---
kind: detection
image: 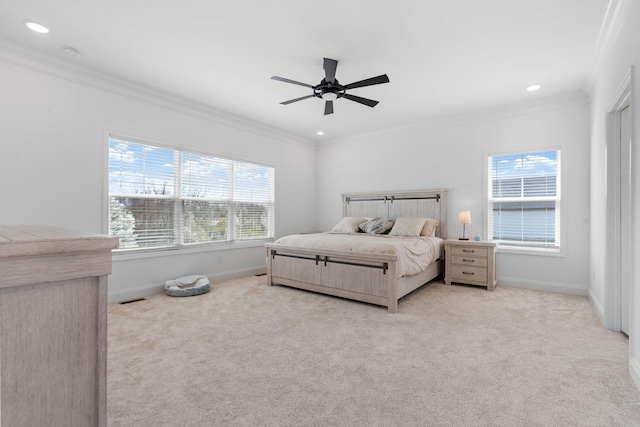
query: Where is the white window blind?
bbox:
[181,152,232,244]
[234,161,275,240]
[487,150,560,250]
[108,137,275,251]
[109,140,177,248]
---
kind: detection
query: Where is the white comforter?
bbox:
[273,233,443,278]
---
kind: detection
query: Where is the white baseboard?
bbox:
[497,276,588,296]
[108,265,267,303]
[588,288,606,326]
[630,356,640,392]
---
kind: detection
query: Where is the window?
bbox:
[108,136,274,251]
[487,149,560,251]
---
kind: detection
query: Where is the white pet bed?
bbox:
[165,275,210,297]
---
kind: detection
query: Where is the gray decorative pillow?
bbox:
[359,217,395,234]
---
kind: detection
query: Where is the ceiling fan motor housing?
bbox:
[315,79,344,100]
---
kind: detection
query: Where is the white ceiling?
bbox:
[0,0,611,142]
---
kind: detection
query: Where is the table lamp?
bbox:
[458,210,471,240]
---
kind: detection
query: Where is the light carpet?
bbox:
[107,276,640,426]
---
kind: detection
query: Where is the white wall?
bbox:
[316,92,591,295]
[0,53,317,302]
[588,0,640,389]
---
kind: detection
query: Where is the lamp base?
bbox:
[458,238,469,240]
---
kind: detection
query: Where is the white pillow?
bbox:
[421,219,440,237]
[331,217,367,233]
[389,217,428,237]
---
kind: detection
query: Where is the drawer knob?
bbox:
[463,259,475,262]
[462,271,475,275]
[462,249,475,253]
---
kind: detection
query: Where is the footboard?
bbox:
[265,244,400,312]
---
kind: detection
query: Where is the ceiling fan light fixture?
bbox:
[322,91,338,101]
[24,20,50,34]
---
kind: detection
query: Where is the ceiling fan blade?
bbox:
[271,76,314,88]
[323,58,338,84]
[280,94,314,105]
[343,93,379,108]
[344,74,390,90]
[324,100,334,115]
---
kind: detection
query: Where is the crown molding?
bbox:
[582,0,630,96]
[606,65,632,112]
[0,39,315,149]
[317,91,589,150]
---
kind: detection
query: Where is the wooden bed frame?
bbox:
[265,189,447,312]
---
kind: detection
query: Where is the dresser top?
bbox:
[444,238,497,247]
[0,225,119,258]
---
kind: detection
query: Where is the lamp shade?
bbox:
[458,210,471,224]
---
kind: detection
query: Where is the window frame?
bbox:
[484,147,565,257]
[105,132,275,256]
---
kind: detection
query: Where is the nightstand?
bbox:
[444,239,497,290]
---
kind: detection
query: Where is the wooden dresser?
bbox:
[0,225,118,427]
[444,239,497,290]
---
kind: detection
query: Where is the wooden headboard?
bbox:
[342,189,448,239]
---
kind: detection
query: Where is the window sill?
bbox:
[112,239,274,262]
[496,245,565,258]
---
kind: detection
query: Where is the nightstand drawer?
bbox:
[450,265,488,282]
[451,246,488,257]
[451,255,488,267]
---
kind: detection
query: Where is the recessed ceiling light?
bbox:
[526,84,541,92]
[24,20,50,34]
[316,131,325,136]
[62,46,81,56]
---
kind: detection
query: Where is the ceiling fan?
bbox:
[271,58,390,115]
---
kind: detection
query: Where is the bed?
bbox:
[265,189,447,312]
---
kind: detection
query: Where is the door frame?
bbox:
[604,67,632,331]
